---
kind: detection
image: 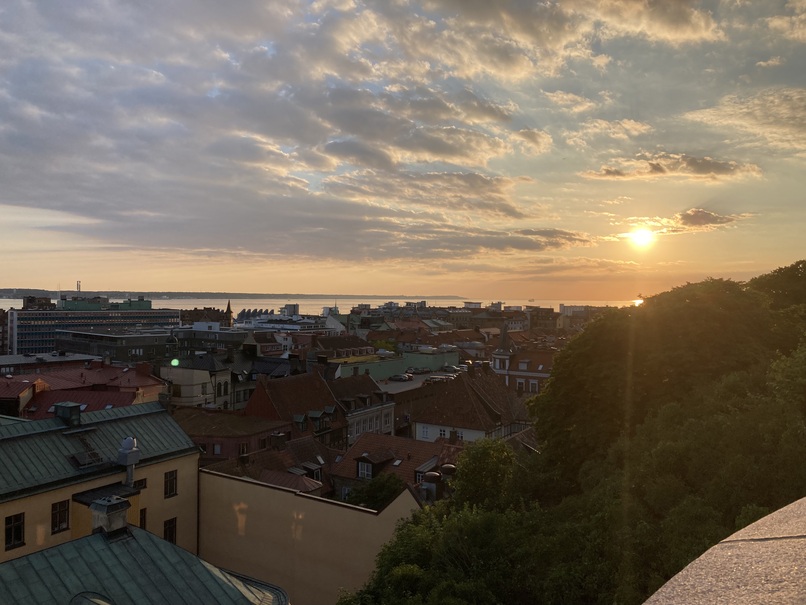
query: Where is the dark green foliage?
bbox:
[341,262,806,605]
[345,473,407,510]
[747,259,806,309]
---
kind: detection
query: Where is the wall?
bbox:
[0,453,198,563]
[199,470,420,605]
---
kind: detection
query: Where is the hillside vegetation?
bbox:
[339,261,806,605]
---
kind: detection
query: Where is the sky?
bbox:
[1,1,804,301]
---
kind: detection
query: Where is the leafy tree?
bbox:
[747,259,806,309]
[345,473,407,510]
[342,267,806,605]
[529,278,792,499]
[448,439,519,512]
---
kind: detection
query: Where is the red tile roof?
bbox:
[331,432,463,487]
[394,368,522,432]
[21,390,136,420]
[171,407,290,437]
[244,373,348,441]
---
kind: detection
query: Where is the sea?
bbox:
[0,295,639,316]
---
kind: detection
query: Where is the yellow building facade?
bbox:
[0,402,199,563]
[199,469,420,605]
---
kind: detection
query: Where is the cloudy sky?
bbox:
[2,1,804,300]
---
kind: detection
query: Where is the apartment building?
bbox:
[0,402,199,562]
[6,296,180,355]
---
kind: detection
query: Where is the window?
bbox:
[213,444,222,456]
[163,517,177,544]
[139,508,147,530]
[358,461,372,479]
[201,383,208,395]
[258,438,267,450]
[239,442,248,456]
[133,478,147,490]
[439,428,446,438]
[164,470,178,499]
[51,500,69,534]
[383,412,391,429]
[421,425,429,439]
[5,513,24,550]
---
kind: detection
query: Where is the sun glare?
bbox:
[628,228,656,248]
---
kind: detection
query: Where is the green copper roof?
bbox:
[0,526,287,604]
[0,402,198,503]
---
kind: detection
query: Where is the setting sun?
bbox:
[628,229,656,248]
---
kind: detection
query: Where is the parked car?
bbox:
[440,365,461,373]
[413,367,432,374]
[389,374,412,382]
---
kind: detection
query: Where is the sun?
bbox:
[628,228,656,248]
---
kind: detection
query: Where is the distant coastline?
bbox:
[0,288,464,300]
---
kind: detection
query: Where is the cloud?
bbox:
[512,129,553,155]
[617,207,751,236]
[322,170,528,217]
[765,0,806,42]
[675,208,736,227]
[565,118,653,148]
[592,0,725,44]
[684,87,806,153]
[583,151,762,180]
[544,90,599,113]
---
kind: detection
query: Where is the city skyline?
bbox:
[2,2,804,300]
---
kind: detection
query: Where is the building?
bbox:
[245,372,350,449]
[158,352,235,409]
[325,372,396,445]
[0,402,199,562]
[0,352,100,377]
[21,390,136,420]
[199,464,420,605]
[330,431,463,501]
[393,367,530,443]
[170,406,291,465]
[54,322,249,364]
[6,297,181,355]
[0,497,288,604]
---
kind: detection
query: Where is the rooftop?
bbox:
[0,524,288,604]
[0,402,197,503]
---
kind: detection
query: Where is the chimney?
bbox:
[352,366,359,377]
[90,495,131,538]
[270,431,288,449]
[117,437,141,487]
[54,402,81,427]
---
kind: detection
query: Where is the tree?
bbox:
[345,473,407,510]
[747,259,806,309]
[448,439,519,512]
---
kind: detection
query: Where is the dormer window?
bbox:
[358,461,372,479]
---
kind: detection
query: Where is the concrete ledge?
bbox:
[645,497,806,604]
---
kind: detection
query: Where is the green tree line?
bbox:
[339,261,806,605]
